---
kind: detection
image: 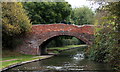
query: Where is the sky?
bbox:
[65,0,100,10]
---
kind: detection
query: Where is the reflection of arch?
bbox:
[16,24,94,55]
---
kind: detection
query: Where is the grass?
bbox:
[47,44,87,53]
[1,56,43,69]
[48,45,86,50]
[1,51,43,69]
[2,54,36,61]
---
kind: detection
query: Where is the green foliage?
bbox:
[46,36,83,48]
[23,2,72,24]
[86,2,120,71]
[71,6,95,25]
[47,45,86,53]
[2,2,32,49]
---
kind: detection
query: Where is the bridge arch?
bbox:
[39,34,87,55]
[16,24,94,55]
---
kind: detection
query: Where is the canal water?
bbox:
[6,46,112,72]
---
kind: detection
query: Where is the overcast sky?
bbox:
[65,0,100,10]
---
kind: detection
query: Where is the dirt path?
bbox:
[0,59,18,62]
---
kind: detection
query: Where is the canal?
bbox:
[5,46,112,72]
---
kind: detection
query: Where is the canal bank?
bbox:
[2,45,113,72]
[1,45,85,72]
[1,55,54,72]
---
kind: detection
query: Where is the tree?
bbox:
[23,2,72,24]
[71,6,94,25]
[86,2,120,71]
[2,2,32,49]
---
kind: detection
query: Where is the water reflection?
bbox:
[6,46,112,72]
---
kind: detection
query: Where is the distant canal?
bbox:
[6,46,112,72]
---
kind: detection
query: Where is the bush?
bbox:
[2,2,32,49]
[86,2,120,71]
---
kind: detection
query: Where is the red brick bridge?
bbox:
[16,24,95,55]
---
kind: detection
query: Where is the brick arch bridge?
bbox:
[16,24,95,55]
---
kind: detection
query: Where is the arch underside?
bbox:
[38,31,94,46]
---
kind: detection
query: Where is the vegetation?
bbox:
[23,2,95,25]
[86,2,120,71]
[47,45,87,53]
[1,55,43,69]
[71,6,95,25]
[48,45,86,50]
[46,36,85,48]
[2,2,32,49]
[23,2,72,24]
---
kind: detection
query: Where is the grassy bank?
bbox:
[47,45,87,53]
[1,45,86,70]
[1,53,43,69]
